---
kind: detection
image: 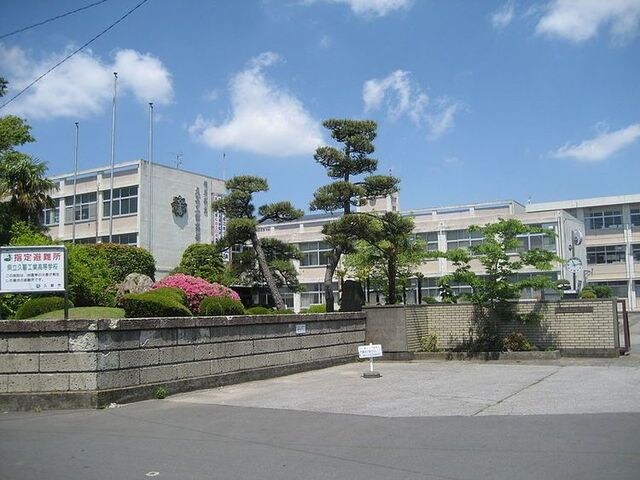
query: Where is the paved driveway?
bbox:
[2,357,639,480]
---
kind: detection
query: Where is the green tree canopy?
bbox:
[344,212,428,304]
[438,218,561,350]
[212,175,303,310]
[0,77,55,243]
[311,119,399,311]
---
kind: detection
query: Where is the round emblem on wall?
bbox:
[171,195,187,217]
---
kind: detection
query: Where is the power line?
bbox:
[0,0,151,112]
[0,0,111,40]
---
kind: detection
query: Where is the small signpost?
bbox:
[0,246,69,320]
[358,343,383,378]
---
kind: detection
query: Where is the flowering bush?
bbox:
[152,274,240,311]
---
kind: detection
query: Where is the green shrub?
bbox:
[67,244,115,307]
[9,221,55,246]
[14,296,74,320]
[274,309,294,314]
[422,296,438,304]
[0,294,30,319]
[502,332,532,352]
[245,306,273,315]
[418,334,439,352]
[154,386,167,399]
[199,296,245,316]
[176,244,225,284]
[591,285,614,299]
[580,289,597,299]
[307,304,326,313]
[121,290,192,318]
[151,287,188,305]
[94,244,156,282]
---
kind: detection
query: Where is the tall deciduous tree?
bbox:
[0,77,55,243]
[212,176,303,310]
[311,119,399,311]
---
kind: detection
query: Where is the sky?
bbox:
[0,0,639,213]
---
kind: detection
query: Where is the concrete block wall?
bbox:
[366,299,619,357]
[0,312,366,410]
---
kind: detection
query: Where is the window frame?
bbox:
[103,185,138,218]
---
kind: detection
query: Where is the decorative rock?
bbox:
[116,273,153,297]
[340,280,364,312]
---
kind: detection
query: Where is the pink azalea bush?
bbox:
[152,274,240,311]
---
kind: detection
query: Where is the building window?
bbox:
[65,192,97,223]
[103,186,138,217]
[516,224,556,253]
[74,236,96,244]
[300,282,338,308]
[299,241,332,267]
[41,199,60,226]
[586,245,626,264]
[406,276,440,303]
[415,232,439,251]
[631,208,640,227]
[446,229,483,250]
[101,232,138,245]
[585,209,623,230]
[633,244,640,262]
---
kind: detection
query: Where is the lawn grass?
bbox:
[32,306,125,320]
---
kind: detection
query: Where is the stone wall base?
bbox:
[0,355,355,411]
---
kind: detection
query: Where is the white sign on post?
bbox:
[359,343,383,379]
[358,344,383,359]
[0,246,66,293]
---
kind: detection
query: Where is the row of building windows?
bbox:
[585,208,640,230]
[72,233,138,246]
[41,186,138,226]
[586,244,640,264]
[297,226,557,268]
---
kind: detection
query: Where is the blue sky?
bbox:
[1,0,639,212]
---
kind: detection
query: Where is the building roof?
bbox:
[49,159,224,182]
[527,193,640,212]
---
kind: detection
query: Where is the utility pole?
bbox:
[108,72,118,243]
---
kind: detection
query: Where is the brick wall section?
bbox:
[402,299,618,354]
[0,313,365,410]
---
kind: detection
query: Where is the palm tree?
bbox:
[0,153,56,224]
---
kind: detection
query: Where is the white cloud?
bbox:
[189,52,323,157]
[319,35,332,48]
[112,49,173,105]
[552,123,640,161]
[426,101,460,140]
[362,70,461,139]
[491,1,515,29]
[536,0,640,43]
[0,44,173,120]
[308,0,411,17]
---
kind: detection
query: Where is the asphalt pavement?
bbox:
[1,315,639,480]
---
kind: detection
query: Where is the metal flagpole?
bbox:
[148,102,154,251]
[71,122,79,244]
[108,72,118,243]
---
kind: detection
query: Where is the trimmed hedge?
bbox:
[176,244,225,284]
[15,296,74,320]
[245,306,273,315]
[307,304,326,313]
[94,243,156,282]
[199,296,245,316]
[121,289,191,318]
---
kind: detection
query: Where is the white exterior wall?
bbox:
[44,160,225,279]
[258,200,580,311]
[529,194,640,310]
[139,161,225,277]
